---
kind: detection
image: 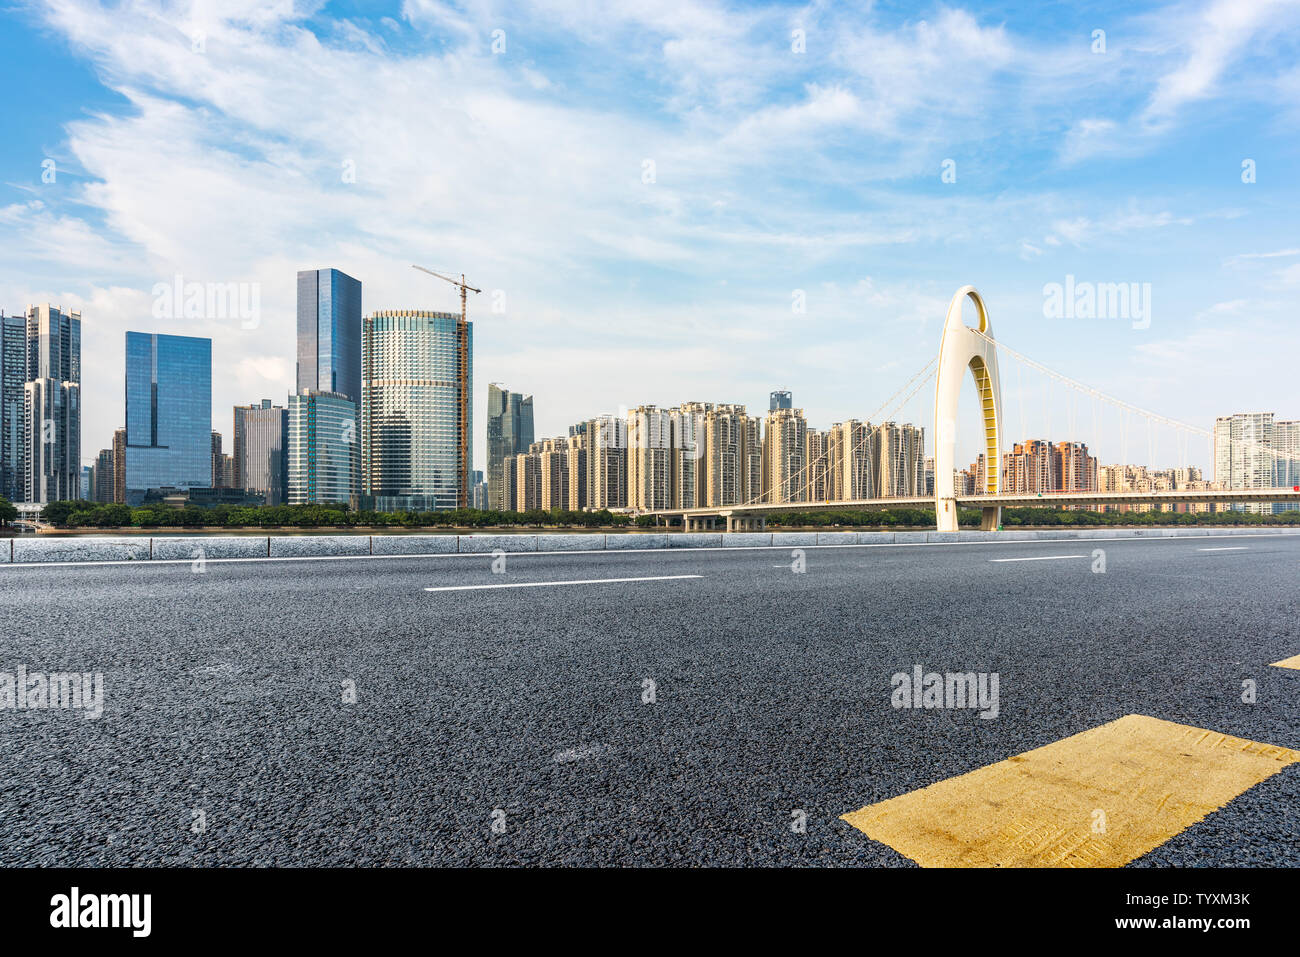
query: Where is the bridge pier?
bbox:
[724,515,765,532]
[981,505,1000,531]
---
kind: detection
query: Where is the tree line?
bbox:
[32,501,633,529]
[7,498,1298,530]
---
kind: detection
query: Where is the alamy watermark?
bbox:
[1043,275,1150,329]
[151,273,261,329]
[891,665,999,719]
[1,664,104,719]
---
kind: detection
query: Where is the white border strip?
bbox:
[424,574,702,592]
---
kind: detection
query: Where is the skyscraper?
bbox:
[123,332,212,503]
[21,305,82,503]
[1275,420,1300,513]
[296,268,362,404]
[288,391,358,505]
[234,400,289,506]
[770,390,792,412]
[0,313,25,502]
[92,447,114,502]
[486,384,534,509]
[1214,412,1277,513]
[294,268,362,504]
[361,310,473,511]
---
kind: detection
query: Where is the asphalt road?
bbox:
[1,533,1298,866]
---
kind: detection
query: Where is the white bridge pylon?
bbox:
[934,286,1003,532]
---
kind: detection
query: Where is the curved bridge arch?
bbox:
[933,286,1003,532]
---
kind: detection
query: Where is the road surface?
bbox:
[1,533,1297,866]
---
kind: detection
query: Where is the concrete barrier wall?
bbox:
[14,537,152,563]
[458,534,538,553]
[371,535,458,555]
[4,526,1295,564]
[270,535,370,558]
[152,536,268,561]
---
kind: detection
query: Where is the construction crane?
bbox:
[411,264,481,324]
[411,264,480,509]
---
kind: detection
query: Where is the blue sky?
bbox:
[2,0,1298,473]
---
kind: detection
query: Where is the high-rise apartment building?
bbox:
[1054,441,1098,493]
[210,431,236,488]
[676,402,714,508]
[15,305,82,503]
[627,405,675,510]
[112,427,126,503]
[1003,439,1054,494]
[829,420,875,500]
[762,406,808,503]
[1274,420,1300,512]
[234,399,289,506]
[511,445,543,511]
[585,414,627,509]
[700,404,760,506]
[875,421,925,497]
[1004,438,1096,495]
[123,332,211,503]
[770,390,792,412]
[1214,412,1280,513]
[361,310,472,511]
[565,431,587,510]
[537,439,569,511]
[288,390,358,505]
[805,428,829,503]
[92,447,114,502]
[486,384,534,510]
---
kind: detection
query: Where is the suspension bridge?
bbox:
[647,286,1300,532]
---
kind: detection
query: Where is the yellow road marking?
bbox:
[1271,654,1300,670]
[841,714,1299,867]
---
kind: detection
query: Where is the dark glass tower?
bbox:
[0,314,25,501]
[296,268,362,404]
[123,332,212,503]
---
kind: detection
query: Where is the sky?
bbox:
[2,0,1298,475]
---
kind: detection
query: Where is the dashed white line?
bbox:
[988,554,1087,563]
[1197,546,1249,552]
[424,574,702,592]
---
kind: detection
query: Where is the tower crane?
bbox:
[411,264,481,323]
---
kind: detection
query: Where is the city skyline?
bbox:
[2,1,1298,472]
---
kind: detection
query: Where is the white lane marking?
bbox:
[424,574,702,592]
[1197,546,1249,552]
[988,554,1087,563]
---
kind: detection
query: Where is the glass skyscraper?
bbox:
[0,313,25,502]
[361,310,472,511]
[123,332,212,503]
[288,390,358,505]
[293,268,361,502]
[296,268,361,404]
[486,383,533,510]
